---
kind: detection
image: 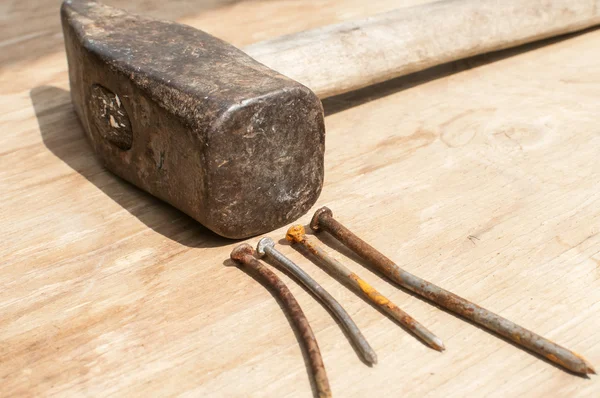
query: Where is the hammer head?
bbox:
[61,0,325,238]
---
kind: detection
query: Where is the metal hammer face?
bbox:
[61,0,325,239]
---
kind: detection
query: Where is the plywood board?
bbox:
[1,1,598,396]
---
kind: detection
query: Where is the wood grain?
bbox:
[245,0,600,98]
[1,0,599,397]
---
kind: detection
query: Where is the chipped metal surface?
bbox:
[89,84,132,150]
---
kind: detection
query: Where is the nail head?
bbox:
[286,225,306,243]
[256,237,276,257]
[310,206,333,232]
[230,243,254,261]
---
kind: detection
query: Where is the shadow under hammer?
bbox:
[30,85,229,249]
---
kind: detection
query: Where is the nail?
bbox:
[286,226,445,352]
[310,206,596,375]
[230,244,332,398]
[257,237,378,365]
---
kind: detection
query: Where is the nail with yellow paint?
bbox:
[286,225,445,352]
[308,206,597,375]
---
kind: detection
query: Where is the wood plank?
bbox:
[1,1,599,396]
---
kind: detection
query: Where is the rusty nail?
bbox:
[286,225,445,352]
[310,206,596,375]
[230,244,332,397]
[257,237,378,365]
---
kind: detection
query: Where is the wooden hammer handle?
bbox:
[244,0,600,99]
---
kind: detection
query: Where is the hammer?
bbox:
[61,0,600,238]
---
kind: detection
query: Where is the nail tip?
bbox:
[581,357,596,375]
[361,350,378,365]
[431,337,445,352]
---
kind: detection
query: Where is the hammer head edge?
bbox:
[61,0,325,239]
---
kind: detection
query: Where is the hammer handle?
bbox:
[244,0,600,99]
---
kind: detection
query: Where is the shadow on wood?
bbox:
[30,85,229,249]
[322,26,600,116]
[310,230,591,377]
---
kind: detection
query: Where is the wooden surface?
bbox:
[245,0,600,98]
[2,0,600,396]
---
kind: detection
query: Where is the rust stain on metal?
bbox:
[286,225,445,352]
[546,354,569,370]
[310,206,597,375]
[286,224,308,244]
[230,244,332,397]
[348,273,390,306]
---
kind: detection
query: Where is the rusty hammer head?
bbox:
[60,0,325,239]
